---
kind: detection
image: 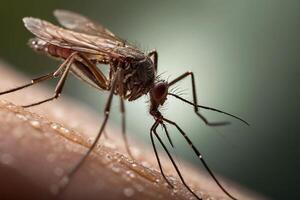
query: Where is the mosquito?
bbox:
[1,10,249,200]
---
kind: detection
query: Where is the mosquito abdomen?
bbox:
[29,37,73,59]
[47,44,73,59]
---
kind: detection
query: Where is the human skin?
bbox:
[0,60,266,200]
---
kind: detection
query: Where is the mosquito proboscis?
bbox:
[1,10,249,200]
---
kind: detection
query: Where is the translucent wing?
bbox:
[53,9,116,39]
[23,17,146,61]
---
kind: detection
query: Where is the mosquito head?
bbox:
[149,81,169,118]
[150,81,169,105]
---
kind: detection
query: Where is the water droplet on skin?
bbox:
[128,159,134,164]
[131,163,137,168]
[122,173,131,182]
[7,104,16,109]
[51,123,59,130]
[30,120,41,128]
[0,153,14,165]
[46,153,56,162]
[59,127,70,134]
[123,187,135,197]
[126,170,135,178]
[16,113,27,121]
[169,176,176,184]
[135,184,144,192]
[111,165,120,173]
[59,176,69,187]
[54,167,64,176]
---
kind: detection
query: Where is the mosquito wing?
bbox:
[53,9,117,39]
[23,17,146,61]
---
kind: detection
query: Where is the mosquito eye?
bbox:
[152,82,168,103]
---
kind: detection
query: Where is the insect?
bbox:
[1,10,249,200]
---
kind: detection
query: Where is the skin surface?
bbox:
[0,60,266,200]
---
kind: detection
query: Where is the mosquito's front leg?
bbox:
[152,121,201,200]
[169,71,229,126]
[163,117,237,200]
[150,121,174,188]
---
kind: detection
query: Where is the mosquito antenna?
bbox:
[168,93,249,126]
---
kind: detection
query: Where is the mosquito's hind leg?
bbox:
[120,97,133,158]
[0,54,75,97]
[168,72,229,126]
[21,52,78,108]
[0,73,54,96]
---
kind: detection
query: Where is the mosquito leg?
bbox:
[120,97,133,158]
[78,53,108,89]
[150,121,174,188]
[162,123,174,148]
[163,117,237,200]
[0,73,54,96]
[0,54,76,97]
[169,72,229,126]
[56,70,120,195]
[153,123,201,200]
[148,50,158,73]
[21,53,78,108]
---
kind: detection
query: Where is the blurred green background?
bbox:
[0,0,299,199]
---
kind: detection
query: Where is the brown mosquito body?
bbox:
[0,10,249,200]
[29,37,156,100]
